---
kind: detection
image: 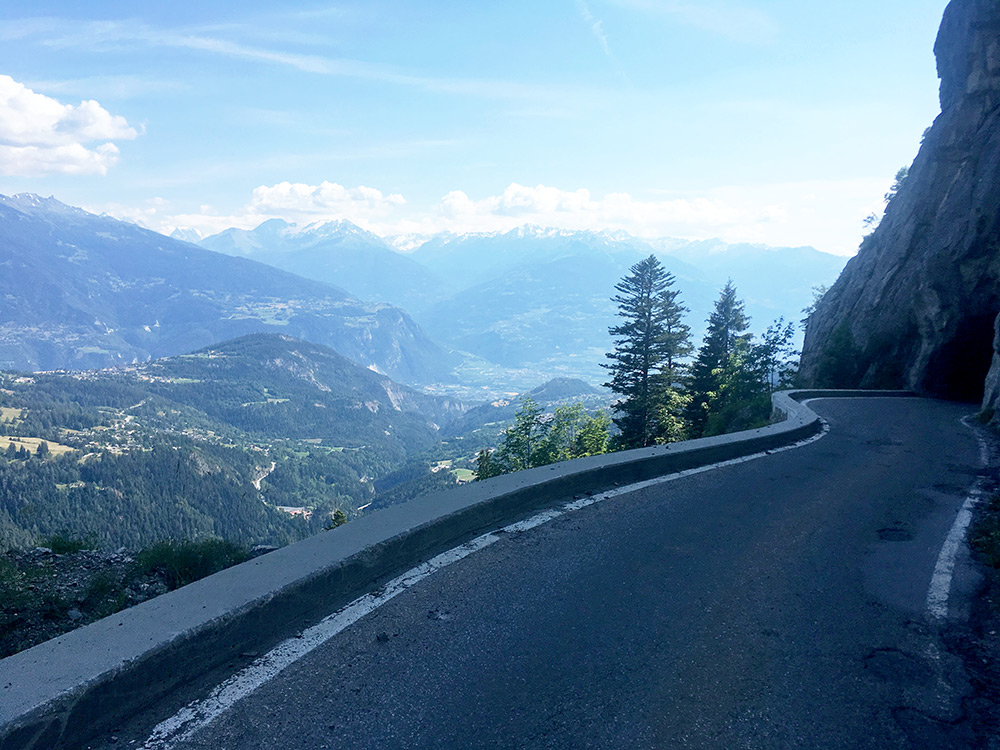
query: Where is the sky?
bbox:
[0,0,950,255]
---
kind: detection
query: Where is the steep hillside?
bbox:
[0,333,467,551]
[0,195,450,384]
[800,0,1000,403]
[137,334,466,444]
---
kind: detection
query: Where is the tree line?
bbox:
[476,255,797,478]
[605,255,796,447]
[475,401,611,480]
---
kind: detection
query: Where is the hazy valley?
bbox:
[0,191,845,558]
[196,217,847,391]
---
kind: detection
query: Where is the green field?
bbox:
[0,436,74,456]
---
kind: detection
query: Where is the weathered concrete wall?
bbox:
[2,390,835,750]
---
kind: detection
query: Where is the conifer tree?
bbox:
[573,410,611,457]
[494,397,546,473]
[685,280,751,438]
[815,323,861,388]
[474,448,499,481]
[661,280,693,384]
[603,255,691,448]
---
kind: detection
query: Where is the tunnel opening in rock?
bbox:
[922,313,996,402]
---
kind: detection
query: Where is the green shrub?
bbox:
[135,538,250,590]
[38,592,69,622]
[42,534,95,554]
[85,570,128,618]
[324,509,348,530]
[0,557,18,589]
[971,494,1000,569]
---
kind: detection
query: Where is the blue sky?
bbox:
[0,0,948,254]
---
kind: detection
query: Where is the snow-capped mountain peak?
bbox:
[169,227,205,243]
[299,218,371,239]
[0,193,89,218]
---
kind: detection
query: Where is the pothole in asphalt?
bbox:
[864,647,934,683]
[892,707,972,747]
[877,527,914,542]
[932,483,966,494]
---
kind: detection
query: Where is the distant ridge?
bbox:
[199,219,446,312]
[136,332,467,443]
[526,377,601,402]
[0,194,450,383]
[194,217,847,387]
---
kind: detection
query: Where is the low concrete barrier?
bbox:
[0,390,912,749]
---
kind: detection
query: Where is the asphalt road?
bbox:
[127,397,987,749]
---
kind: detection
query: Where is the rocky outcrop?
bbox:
[800,0,1000,405]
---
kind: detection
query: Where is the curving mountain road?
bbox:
[120,397,989,749]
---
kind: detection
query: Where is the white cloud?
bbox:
[249,181,405,219]
[96,196,171,228]
[0,142,121,176]
[431,181,882,255]
[120,178,886,256]
[435,182,769,238]
[101,181,408,238]
[576,0,631,84]
[26,18,587,106]
[0,75,139,176]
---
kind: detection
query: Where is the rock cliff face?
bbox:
[800,0,1000,405]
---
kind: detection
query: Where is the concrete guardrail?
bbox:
[0,389,915,749]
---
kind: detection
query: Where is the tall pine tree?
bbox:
[685,280,751,438]
[603,255,691,448]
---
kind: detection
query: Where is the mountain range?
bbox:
[0,192,846,551]
[0,192,847,392]
[196,219,445,313]
[0,194,449,384]
[197,219,847,387]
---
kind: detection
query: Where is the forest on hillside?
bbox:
[0,335,466,552]
[0,260,804,553]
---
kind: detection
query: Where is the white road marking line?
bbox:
[140,423,829,749]
[925,416,991,620]
[140,532,502,750]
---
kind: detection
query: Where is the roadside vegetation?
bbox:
[0,258,810,654]
[0,535,255,658]
[474,400,611,480]
[474,255,798,478]
[971,492,1000,570]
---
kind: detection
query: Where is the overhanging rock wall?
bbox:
[800,0,1000,407]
